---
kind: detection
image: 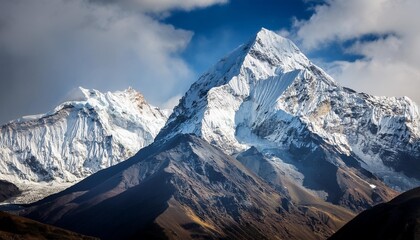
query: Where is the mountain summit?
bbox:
[158,28,315,151]
[158,28,419,209]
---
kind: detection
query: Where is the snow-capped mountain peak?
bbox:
[157,28,420,195]
[158,28,331,151]
[190,28,312,94]
[248,27,311,73]
[0,87,169,202]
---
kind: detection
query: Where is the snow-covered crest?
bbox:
[158,28,420,191]
[158,28,313,141]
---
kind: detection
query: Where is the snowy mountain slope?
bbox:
[24,134,354,240]
[0,87,168,192]
[158,28,311,153]
[157,28,419,206]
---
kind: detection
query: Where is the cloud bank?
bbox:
[90,0,227,13]
[0,0,225,124]
[295,0,420,104]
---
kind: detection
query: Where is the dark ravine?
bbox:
[0,211,97,240]
[329,186,420,240]
[24,134,353,240]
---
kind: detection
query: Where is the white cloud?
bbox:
[0,0,225,124]
[92,0,228,13]
[294,0,420,104]
[162,94,182,110]
[276,28,290,38]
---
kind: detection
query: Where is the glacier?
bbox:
[0,87,168,202]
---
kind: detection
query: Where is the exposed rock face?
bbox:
[0,180,20,202]
[24,135,353,240]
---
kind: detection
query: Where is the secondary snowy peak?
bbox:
[157,28,420,196]
[0,87,168,190]
[61,86,90,102]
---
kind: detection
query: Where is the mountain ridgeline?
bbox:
[157,28,419,209]
[19,28,420,239]
[0,87,169,202]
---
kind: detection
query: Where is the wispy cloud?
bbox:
[293,0,420,104]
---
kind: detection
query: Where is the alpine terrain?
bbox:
[0,87,169,203]
[157,28,419,210]
[24,134,353,240]
[20,28,420,239]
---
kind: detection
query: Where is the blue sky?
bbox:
[163,0,364,75]
[164,0,311,75]
[0,0,419,124]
